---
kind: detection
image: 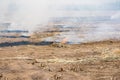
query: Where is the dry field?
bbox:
[0,32,120,80]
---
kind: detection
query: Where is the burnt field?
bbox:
[0,0,120,79]
[0,26,120,80]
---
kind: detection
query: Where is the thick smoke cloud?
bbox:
[0,0,53,32]
[0,0,120,43]
[111,12,120,19]
[0,0,119,26]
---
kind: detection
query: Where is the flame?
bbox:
[61,38,68,44]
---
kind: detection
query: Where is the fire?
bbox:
[61,38,68,44]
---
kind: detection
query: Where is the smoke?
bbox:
[0,0,59,33]
[0,0,120,43]
[45,22,120,44]
[84,23,120,42]
[111,12,120,19]
[0,0,118,26]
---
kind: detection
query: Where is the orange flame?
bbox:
[61,38,68,44]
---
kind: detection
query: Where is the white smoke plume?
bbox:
[111,12,120,19]
[0,0,59,33]
[0,0,120,43]
[0,0,118,31]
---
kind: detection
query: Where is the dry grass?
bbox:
[101,48,120,61]
[0,40,120,80]
[50,43,68,48]
[30,31,59,42]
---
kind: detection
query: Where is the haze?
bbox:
[0,0,119,32]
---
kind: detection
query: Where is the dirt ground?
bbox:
[0,36,120,80]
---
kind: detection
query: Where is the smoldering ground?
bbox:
[0,0,120,43]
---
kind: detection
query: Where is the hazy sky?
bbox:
[0,0,120,31]
[0,0,119,18]
[49,0,120,11]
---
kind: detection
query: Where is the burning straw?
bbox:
[50,38,68,48]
